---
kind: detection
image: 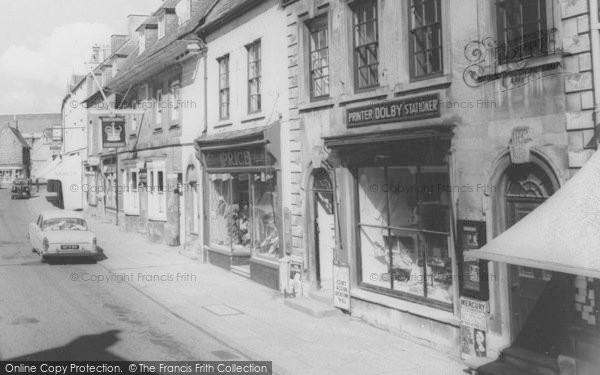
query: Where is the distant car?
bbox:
[28,210,97,262]
[11,178,31,199]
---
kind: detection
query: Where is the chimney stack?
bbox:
[127,15,149,41]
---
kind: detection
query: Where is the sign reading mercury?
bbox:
[347,94,441,128]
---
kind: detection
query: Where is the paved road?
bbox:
[0,188,249,362]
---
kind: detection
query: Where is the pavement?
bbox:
[77,200,469,374]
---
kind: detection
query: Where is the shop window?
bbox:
[308,16,329,100]
[352,0,379,90]
[495,0,550,64]
[357,166,453,307]
[218,55,230,120]
[208,172,279,258]
[246,40,261,114]
[409,0,443,79]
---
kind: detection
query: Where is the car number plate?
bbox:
[61,245,80,250]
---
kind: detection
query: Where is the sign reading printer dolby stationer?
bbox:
[101,116,126,148]
[346,94,441,128]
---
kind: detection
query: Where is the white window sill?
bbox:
[148,214,167,222]
[350,288,460,327]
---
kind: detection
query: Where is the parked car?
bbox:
[28,210,97,262]
[11,178,31,199]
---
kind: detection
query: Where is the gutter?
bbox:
[590,0,600,148]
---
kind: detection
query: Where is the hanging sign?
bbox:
[333,264,351,310]
[101,115,126,148]
[346,94,440,128]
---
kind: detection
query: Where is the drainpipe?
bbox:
[590,0,600,149]
[203,54,208,134]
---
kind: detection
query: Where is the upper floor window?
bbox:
[138,31,146,54]
[158,14,166,39]
[218,55,230,120]
[176,0,192,25]
[155,89,163,126]
[353,0,379,90]
[309,16,329,99]
[496,0,549,64]
[171,83,180,122]
[247,40,262,113]
[409,0,443,79]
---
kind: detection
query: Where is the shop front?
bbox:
[466,150,600,375]
[324,123,460,352]
[196,125,283,290]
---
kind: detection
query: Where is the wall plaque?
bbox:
[346,94,440,128]
[509,126,533,164]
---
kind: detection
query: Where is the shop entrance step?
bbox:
[308,288,333,305]
[502,347,558,375]
[230,264,250,278]
[476,361,538,375]
[284,297,341,318]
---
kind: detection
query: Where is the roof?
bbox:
[0,113,61,134]
[1,125,30,148]
[465,150,600,279]
[40,210,85,220]
[198,0,265,36]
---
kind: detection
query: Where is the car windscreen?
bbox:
[42,218,88,231]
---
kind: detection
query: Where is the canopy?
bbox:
[464,150,600,279]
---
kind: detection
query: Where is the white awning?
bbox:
[465,150,600,279]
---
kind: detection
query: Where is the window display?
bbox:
[358,166,453,306]
[209,172,279,259]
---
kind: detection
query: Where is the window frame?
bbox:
[495,0,550,64]
[148,166,167,221]
[352,0,380,91]
[218,54,230,120]
[170,81,181,123]
[155,89,163,127]
[408,0,444,81]
[158,13,166,39]
[308,15,330,100]
[354,165,454,311]
[246,40,262,114]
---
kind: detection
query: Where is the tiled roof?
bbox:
[200,0,264,35]
[3,126,30,148]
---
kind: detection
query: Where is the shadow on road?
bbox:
[4,330,125,361]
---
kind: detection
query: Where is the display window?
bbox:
[209,172,279,259]
[357,165,454,307]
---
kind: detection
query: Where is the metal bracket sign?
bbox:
[101,115,126,148]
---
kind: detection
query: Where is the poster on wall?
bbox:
[333,264,350,310]
[458,220,489,300]
[460,296,489,357]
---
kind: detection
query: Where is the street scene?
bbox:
[1,0,600,374]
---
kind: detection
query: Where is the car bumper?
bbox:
[43,247,98,257]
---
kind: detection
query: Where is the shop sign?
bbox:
[333,264,350,310]
[204,148,270,169]
[346,94,440,128]
[101,115,126,148]
[87,157,100,166]
[49,143,62,151]
[509,126,533,164]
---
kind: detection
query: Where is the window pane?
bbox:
[360,226,391,289]
[209,175,232,249]
[252,173,279,258]
[231,174,251,251]
[390,231,424,296]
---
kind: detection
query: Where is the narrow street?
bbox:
[0,187,250,362]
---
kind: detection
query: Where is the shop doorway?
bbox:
[500,161,572,355]
[184,165,199,248]
[311,168,336,292]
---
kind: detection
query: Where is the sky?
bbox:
[0,0,162,115]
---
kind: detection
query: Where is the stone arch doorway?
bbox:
[309,168,336,293]
[493,154,573,355]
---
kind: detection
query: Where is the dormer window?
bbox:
[158,14,166,39]
[138,30,146,54]
[176,0,192,25]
